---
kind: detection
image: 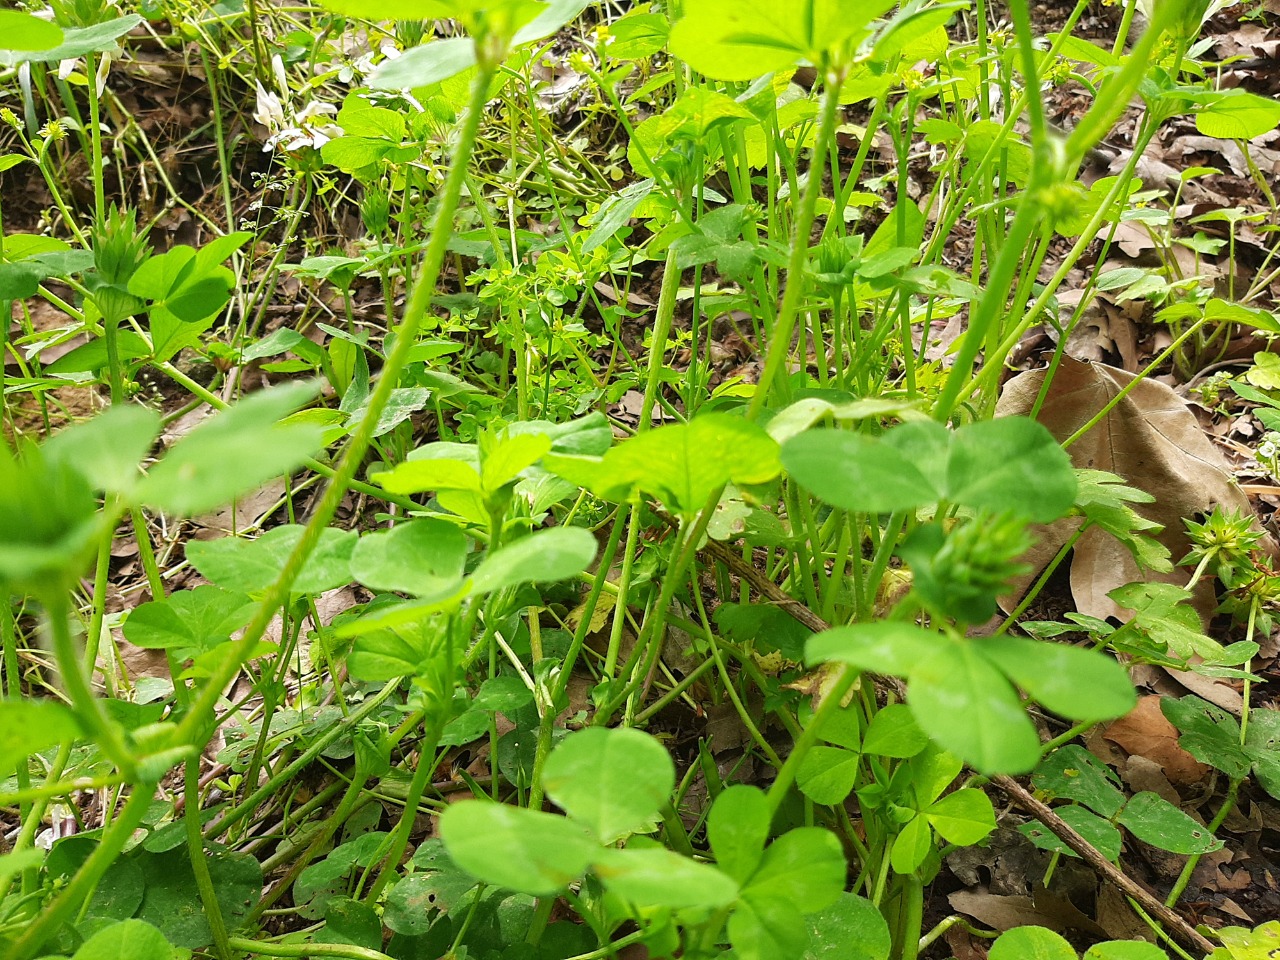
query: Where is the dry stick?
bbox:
[990,774,1215,958]
[696,535,1217,958]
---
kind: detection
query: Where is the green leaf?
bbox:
[1244,709,1280,800]
[1118,791,1223,855]
[0,12,62,52]
[1162,695,1252,780]
[925,788,996,845]
[861,704,928,759]
[741,828,846,913]
[469,526,596,595]
[923,417,1077,522]
[136,848,262,948]
[349,518,468,596]
[708,785,771,884]
[123,585,255,653]
[43,404,160,496]
[0,700,83,771]
[186,525,357,596]
[71,920,172,960]
[782,431,937,513]
[989,925,1077,960]
[0,262,43,299]
[1019,806,1123,862]
[0,15,141,65]
[348,615,451,681]
[592,846,739,908]
[803,892,892,960]
[889,813,932,875]
[909,640,1043,774]
[668,0,895,81]
[805,623,940,676]
[973,636,1136,722]
[371,36,477,88]
[322,897,382,951]
[136,383,323,516]
[797,746,861,805]
[1083,941,1170,960]
[440,802,598,895]
[545,413,780,517]
[729,896,809,960]
[1033,745,1126,819]
[1195,89,1280,140]
[542,728,674,843]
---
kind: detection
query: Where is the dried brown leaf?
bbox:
[997,356,1257,621]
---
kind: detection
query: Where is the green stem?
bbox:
[747,64,843,418]
[5,786,154,960]
[173,59,498,751]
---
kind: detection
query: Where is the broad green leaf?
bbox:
[542,728,674,843]
[708,785,771,884]
[0,700,83,771]
[440,802,598,895]
[782,431,937,513]
[1118,791,1223,855]
[164,275,232,323]
[44,329,153,375]
[1083,941,1169,960]
[347,387,431,438]
[741,828,845,913]
[185,525,357,596]
[937,417,1077,522]
[0,12,62,52]
[797,746,860,805]
[861,704,928,758]
[482,433,551,491]
[71,920,171,960]
[729,895,808,960]
[1033,745,1126,819]
[0,14,141,65]
[1245,709,1280,800]
[135,848,262,948]
[545,413,780,516]
[1196,89,1280,140]
[42,404,160,496]
[137,383,323,516]
[323,896,382,951]
[349,518,468,596]
[803,892,892,960]
[1019,806,1123,862]
[668,0,895,81]
[371,36,478,89]
[926,788,996,846]
[373,457,481,495]
[348,614,451,681]
[469,526,596,594]
[805,623,940,676]
[123,585,255,653]
[973,636,1136,722]
[989,925,1077,960]
[889,813,932,874]
[0,262,43,299]
[909,640,1043,774]
[1162,695,1252,780]
[592,846,739,909]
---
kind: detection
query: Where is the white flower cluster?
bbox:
[253,54,340,152]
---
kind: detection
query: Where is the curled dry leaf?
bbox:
[997,356,1260,622]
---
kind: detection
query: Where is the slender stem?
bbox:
[748,65,843,417]
[174,59,498,750]
[5,786,154,960]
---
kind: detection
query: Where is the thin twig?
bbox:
[698,528,1217,957]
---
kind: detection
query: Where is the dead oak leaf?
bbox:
[997,356,1260,622]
